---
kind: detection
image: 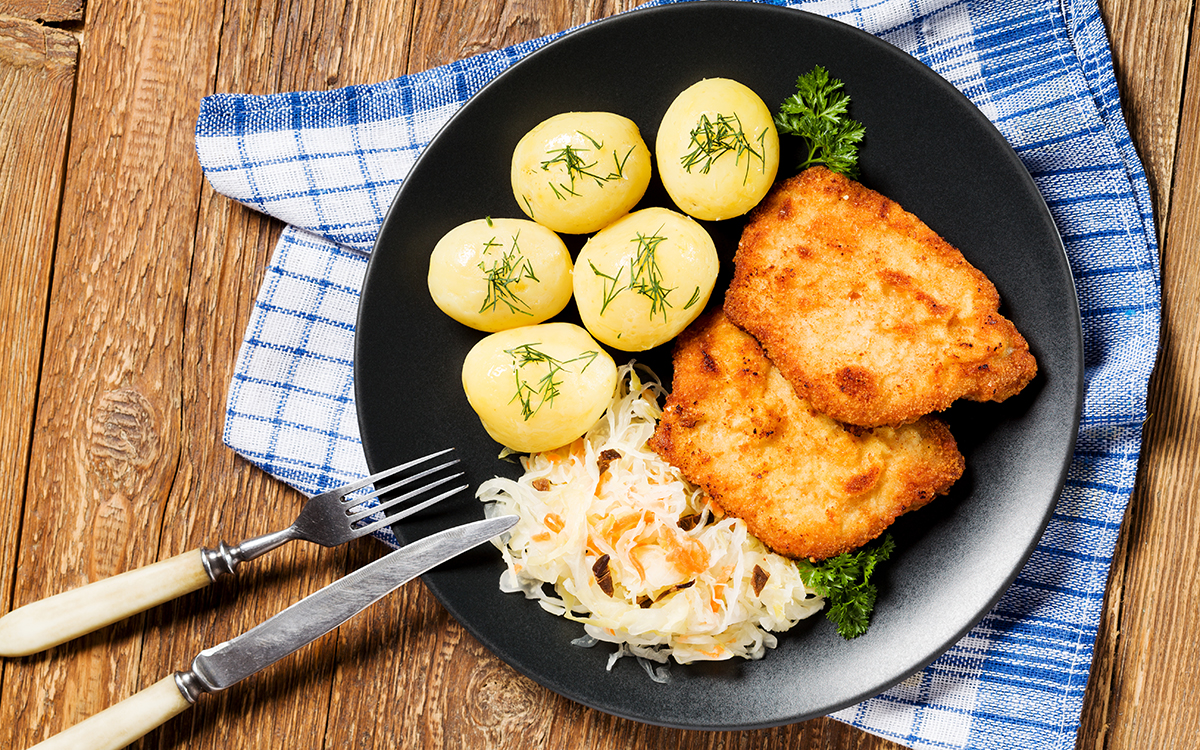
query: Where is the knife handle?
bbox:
[25,674,193,750]
[0,549,213,656]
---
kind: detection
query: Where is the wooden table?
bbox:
[0,1,1193,747]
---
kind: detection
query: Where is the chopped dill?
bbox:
[541,131,632,199]
[680,112,767,184]
[506,343,601,420]
[590,227,676,320]
[610,144,635,180]
[477,230,538,316]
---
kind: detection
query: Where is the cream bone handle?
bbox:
[25,675,193,750]
[0,550,212,656]
[0,531,293,656]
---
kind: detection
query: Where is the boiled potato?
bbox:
[573,207,718,351]
[656,78,779,221]
[511,112,652,234]
[428,218,573,332]
[462,323,618,453]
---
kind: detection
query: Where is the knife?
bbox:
[25,514,518,750]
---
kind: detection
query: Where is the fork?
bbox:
[0,448,467,657]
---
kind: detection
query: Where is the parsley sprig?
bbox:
[796,534,894,639]
[775,65,866,178]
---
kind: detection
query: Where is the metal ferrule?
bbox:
[199,528,299,582]
[198,542,243,582]
[174,669,217,704]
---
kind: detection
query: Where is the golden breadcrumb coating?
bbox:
[648,310,964,561]
[724,166,1037,427]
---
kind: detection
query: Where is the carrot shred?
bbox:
[666,535,710,576]
[710,584,726,612]
[600,512,644,548]
[586,535,603,558]
[628,545,647,581]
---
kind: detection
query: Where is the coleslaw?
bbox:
[479,363,824,676]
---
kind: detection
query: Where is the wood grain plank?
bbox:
[136,196,352,750]
[0,14,76,665]
[131,1,425,748]
[405,0,635,70]
[1097,0,1192,243]
[0,0,226,746]
[0,0,83,22]
[1084,1,1200,744]
[1077,2,1189,749]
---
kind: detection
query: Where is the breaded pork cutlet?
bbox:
[648,310,964,561]
[724,166,1038,428]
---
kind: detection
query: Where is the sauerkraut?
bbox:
[478,363,824,673]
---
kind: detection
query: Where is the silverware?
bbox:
[0,449,466,656]
[25,513,519,750]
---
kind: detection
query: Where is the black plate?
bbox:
[355,2,1082,730]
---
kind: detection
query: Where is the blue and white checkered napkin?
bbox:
[195,0,1160,746]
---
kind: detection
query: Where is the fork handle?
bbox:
[25,674,193,750]
[0,549,212,656]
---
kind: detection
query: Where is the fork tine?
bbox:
[349,484,470,538]
[346,470,465,522]
[331,448,455,498]
[380,479,466,523]
[346,459,461,508]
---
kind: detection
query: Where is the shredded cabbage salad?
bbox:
[479,363,824,676]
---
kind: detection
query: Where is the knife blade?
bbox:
[27,514,518,750]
